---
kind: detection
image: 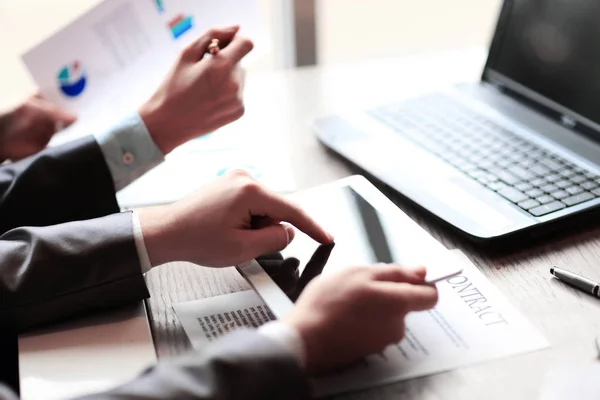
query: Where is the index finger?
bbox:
[219,35,254,64]
[249,188,333,244]
[370,264,427,284]
[374,282,439,312]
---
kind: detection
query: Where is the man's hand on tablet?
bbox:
[283,264,439,372]
[138,170,333,267]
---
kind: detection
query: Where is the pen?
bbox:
[550,267,600,298]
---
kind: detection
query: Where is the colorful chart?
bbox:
[155,0,164,13]
[168,14,193,39]
[57,61,87,98]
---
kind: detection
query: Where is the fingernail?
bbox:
[411,265,427,277]
[284,224,294,245]
[327,232,335,242]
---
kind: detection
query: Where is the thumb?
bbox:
[244,224,295,256]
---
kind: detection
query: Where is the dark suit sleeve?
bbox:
[0,136,119,234]
[0,211,149,333]
[79,330,312,400]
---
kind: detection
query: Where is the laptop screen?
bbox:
[485,0,600,132]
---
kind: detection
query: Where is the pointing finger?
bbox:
[370,264,427,284]
[374,282,439,312]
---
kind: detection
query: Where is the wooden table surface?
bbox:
[143,49,600,399]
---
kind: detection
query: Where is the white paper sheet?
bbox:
[173,250,549,397]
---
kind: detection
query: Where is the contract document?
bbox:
[174,250,549,397]
[22,0,294,206]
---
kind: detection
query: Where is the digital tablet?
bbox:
[237,175,463,319]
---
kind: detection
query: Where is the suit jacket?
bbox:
[0,330,311,400]
[0,136,120,235]
[0,137,134,392]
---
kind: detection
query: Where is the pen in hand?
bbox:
[550,267,600,298]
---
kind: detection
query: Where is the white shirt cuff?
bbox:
[258,321,306,368]
[131,211,152,274]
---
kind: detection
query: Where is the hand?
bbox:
[138,170,333,267]
[284,264,438,372]
[0,96,76,161]
[139,26,253,154]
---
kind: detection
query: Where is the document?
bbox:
[173,250,549,397]
[22,0,293,206]
[174,290,274,349]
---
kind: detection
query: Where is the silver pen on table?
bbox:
[550,267,600,298]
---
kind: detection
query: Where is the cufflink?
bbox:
[122,152,135,165]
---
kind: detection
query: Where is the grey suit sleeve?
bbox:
[79,330,312,400]
[0,211,149,333]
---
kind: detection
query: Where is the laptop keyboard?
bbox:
[369,94,600,217]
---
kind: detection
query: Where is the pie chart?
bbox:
[57,61,87,97]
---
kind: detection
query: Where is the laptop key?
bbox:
[487,181,503,191]
[508,165,535,181]
[531,178,547,187]
[515,182,533,191]
[555,180,571,189]
[518,199,541,210]
[536,195,555,204]
[529,164,550,176]
[566,186,584,195]
[546,174,562,182]
[541,184,559,193]
[496,185,529,203]
[550,190,569,200]
[529,201,566,217]
[592,188,600,196]
[526,188,544,198]
[560,169,576,178]
[570,174,587,184]
[581,181,599,190]
[540,158,563,171]
[489,169,521,185]
[562,192,595,207]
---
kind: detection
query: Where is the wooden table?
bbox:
[143,49,600,399]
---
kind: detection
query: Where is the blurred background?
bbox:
[0,0,501,107]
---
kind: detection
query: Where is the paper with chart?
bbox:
[21,0,293,206]
[173,250,549,397]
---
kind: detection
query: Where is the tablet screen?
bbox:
[270,184,450,302]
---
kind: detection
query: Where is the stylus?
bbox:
[425,268,463,284]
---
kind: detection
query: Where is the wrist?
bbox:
[283,313,327,373]
[138,100,176,155]
[138,206,175,267]
[258,321,307,368]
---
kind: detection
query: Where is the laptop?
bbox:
[313,0,600,241]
